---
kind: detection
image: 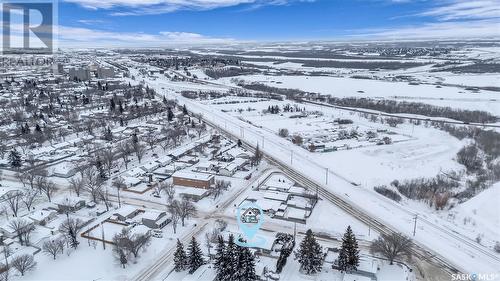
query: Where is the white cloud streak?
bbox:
[418,0,500,21]
[64,0,310,15]
[56,25,236,47]
[349,19,500,40]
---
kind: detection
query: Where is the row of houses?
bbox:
[109,205,170,229]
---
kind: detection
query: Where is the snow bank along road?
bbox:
[137,76,500,277]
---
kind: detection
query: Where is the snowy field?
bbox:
[203,96,464,186]
[217,75,500,114]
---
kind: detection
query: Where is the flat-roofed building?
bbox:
[172,171,215,189]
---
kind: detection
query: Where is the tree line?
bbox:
[326,97,497,124]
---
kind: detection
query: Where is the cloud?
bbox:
[77,19,107,25]
[55,25,237,47]
[64,0,312,15]
[359,0,500,40]
[418,0,500,21]
[348,19,500,40]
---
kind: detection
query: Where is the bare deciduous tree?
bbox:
[5,192,22,217]
[21,190,38,212]
[165,128,185,147]
[113,228,151,259]
[9,219,35,246]
[24,167,48,190]
[160,182,175,201]
[83,167,103,203]
[177,199,196,227]
[370,233,413,265]
[11,254,36,276]
[42,239,65,260]
[112,177,126,208]
[117,141,132,169]
[99,147,115,177]
[144,132,158,151]
[98,187,112,212]
[68,177,84,197]
[210,180,231,199]
[132,141,146,163]
[15,172,27,188]
[59,217,84,249]
[167,200,180,234]
[40,179,57,202]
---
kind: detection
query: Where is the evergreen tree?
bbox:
[167,107,174,121]
[338,226,359,273]
[104,127,113,141]
[295,229,323,274]
[8,149,22,168]
[187,236,204,274]
[95,156,107,179]
[237,139,242,147]
[119,102,124,114]
[182,105,188,115]
[276,246,292,273]
[214,236,227,281]
[174,239,188,272]
[236,246,257,281]
[252,145,263,166]
[224,234,238,280]
[131,132,139,144]
[110,98,116,111]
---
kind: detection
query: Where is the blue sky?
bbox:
[4,0,500,47]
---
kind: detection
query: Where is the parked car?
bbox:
[151,230,163,238]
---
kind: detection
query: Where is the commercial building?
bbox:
[172,171,215,189]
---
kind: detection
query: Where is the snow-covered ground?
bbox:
[136,70,500,275]
[216,74,500,114]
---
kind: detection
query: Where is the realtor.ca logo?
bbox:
[1,0,56,54]
[451,273,500,281]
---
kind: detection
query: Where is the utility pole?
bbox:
[413,215,418,236]
[325,168,329,185]
[290,150,293,165]
[101,223,106,250]
[293,222,297,242]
